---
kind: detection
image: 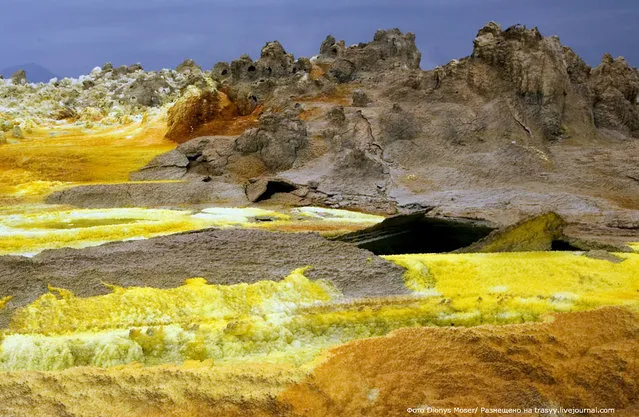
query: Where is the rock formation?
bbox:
[235,110,308,171]
[10,69,27,85]
[176,58,202,74]
[129,150,189,181]
[590,54,639,135]
[135,109,308,180]
[0,62,218,129]
[164,87,238,143]
[470,23,571,139]
[317,28,421,82]
[43,23,639,221]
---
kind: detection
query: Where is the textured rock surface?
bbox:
[282,307,639,417]
[0,308,637,416]
[129,149,189,180]
[0,228,408,326]
[352,89,371,107]
[208,40,316,117]
[176,58,202,74]
[0,363,303,417]
[165,87,238,143]
[590,54,639,134]
[318,28,421,78]
[128,110,309,183]
[235,110,308,170]
[471,23,571,139]
[46,181,247,208]
[458,212,567,252]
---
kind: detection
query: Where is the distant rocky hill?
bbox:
[0,63,58,83]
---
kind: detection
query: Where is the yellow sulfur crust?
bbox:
[0,206,383,256]
[0,114,174,204]
[2,252,637,372]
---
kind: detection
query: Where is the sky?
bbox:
[1,0,638,78]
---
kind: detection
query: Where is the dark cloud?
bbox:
[1,0,638,77]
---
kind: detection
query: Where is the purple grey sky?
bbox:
[1,0,638,78]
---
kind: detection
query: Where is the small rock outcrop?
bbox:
[590,54,639,134]
[224,41,308,83]
[165,87,238,143]
[134,111,308,181]
[352,89,371,107]
[257,41,295,78]
[111,63,144,77]
[235,111,308,171]
[327,59,356,83]
[471,22,571,139]
[10,69,27,85]
[458,212,567,252]
[319,35,342,57]
[176,59,202,74]
[173,135,237,177]
[319,28,421,83]
[120,73,171,107]
[129,150,189,181]
[211,61,231,79]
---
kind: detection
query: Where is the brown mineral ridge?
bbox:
[281,307,639,417]
[0,308,637,417]
[0,362,304,417]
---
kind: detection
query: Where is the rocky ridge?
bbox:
[4,22,639,229]
[118,23,639,226]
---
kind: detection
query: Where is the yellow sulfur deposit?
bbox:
[2,253,638,372]
[11,267,337,334]
[251,207,386,236]
[386,252,639,296]
[0,206,383,256]
[0,111,174,205]
[386,252,639,316]
[0,207,223,256]
[0,296,12,311]
[1,268,342,370]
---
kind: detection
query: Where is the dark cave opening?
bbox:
[253,180,298,202]
[335,212,496,255]
[335,211,584,255]
[551,240,582,251]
